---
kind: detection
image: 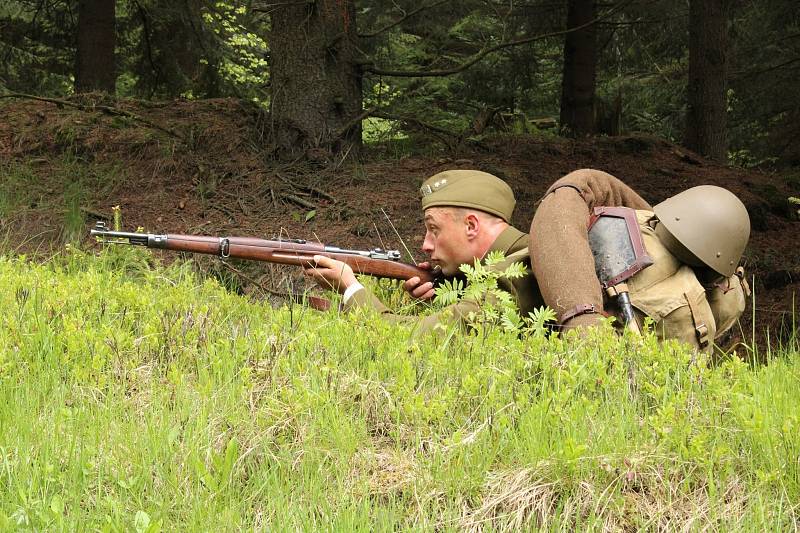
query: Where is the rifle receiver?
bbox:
[90,221,167,248]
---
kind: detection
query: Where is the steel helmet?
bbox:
[653,185,750,277]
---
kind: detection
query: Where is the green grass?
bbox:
[0,247,798,530]
[0,162,39,220]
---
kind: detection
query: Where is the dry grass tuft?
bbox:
[626,470,748,532]
[460,459,751,532]
[460,467,559,532]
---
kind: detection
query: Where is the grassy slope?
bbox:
[0,248,798,531]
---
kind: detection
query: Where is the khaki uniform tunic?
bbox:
[343,226,544,338]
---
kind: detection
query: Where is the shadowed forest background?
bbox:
[0,0,798,339]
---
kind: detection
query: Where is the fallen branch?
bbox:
[335,106,376,139]
[369,111,491,151]
[218,260,291,299]
[276,173,337,203]
[237,197,250,217]
[208,204,237,224]
[370,111,458,148]
[219,260,331,311]
[283,193,316,209]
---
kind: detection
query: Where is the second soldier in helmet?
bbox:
[530,168,750,351]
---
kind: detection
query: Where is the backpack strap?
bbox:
[684,292,710,349]
[735,266,751,297]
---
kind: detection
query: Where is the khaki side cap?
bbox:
[420,169,515,222]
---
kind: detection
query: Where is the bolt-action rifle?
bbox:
[90,221,438,284]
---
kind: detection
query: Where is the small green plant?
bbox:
[433,250,555,336]
[88,206,153,276]
[525,305,558,336]
[112,205,122,231]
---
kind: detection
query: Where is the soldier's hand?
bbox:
[303,255,357,294]
[403,262,436,301]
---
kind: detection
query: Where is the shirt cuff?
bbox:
[342,282,365,305]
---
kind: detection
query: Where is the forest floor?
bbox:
[0,94,798,347]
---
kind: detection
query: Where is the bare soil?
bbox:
[1,95,797,347]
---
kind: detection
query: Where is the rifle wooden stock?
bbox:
[90,224,437,284]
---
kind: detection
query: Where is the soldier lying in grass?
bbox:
[305,169,544,338]
[529,169,751,351]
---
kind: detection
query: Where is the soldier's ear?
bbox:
[464,213,480,239]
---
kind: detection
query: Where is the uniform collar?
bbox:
[487,226,528,256]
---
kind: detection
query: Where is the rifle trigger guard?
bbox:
[220,238,230,258]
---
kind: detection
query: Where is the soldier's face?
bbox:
[422,208,476,275]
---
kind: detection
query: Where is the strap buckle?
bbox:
[559,303,601,325]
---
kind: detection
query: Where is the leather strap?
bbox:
[547,183,586,200]
[713,276,735,294]
[559,303,605,325]
[735,266,751,297]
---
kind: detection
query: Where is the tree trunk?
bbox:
[559,0,597,137]
[269,0,362,159]
[75,0,116,93]
[684,0,730,162]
